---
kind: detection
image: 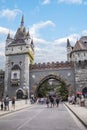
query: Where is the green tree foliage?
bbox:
[37,79,68,100]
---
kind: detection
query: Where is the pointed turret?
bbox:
[14,15,28,41]
[67,39,73,62]
[21,15,24,27]
[67,38,71,47]
[7,32,10,39]
[31,39,33,45]
[26,30,30,36]
[6,32,12,44]
[31,39,34,51]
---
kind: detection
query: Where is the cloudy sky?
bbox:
[0,0,87,69]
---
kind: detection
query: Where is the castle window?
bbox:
[11,71,20,80]
[14,73,17,79]
[0,75,4,79]
[12,47,13,51]
[11,62,14,66]
[79,60,81,65]
[11,64,21,80]
[19,61,22,65]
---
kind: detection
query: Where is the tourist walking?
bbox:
[56,96,59,107]
[49,96,54,108]
[46,97,50,108]
[11,96,16,110]
[1,101,3,110]
[4,95,9,111]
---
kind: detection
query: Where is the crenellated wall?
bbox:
[29,61,75,95]
[30,61,74,70]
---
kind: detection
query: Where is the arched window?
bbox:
[11,64,21,86]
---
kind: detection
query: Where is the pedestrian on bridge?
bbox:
[49,96,54,108]
[11,96,16,110]
[56,96,59,107]
[46,97,50,108]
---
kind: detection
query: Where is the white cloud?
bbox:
[0,26,9,35]
[0,51,4,56]
[0,26,15,36]
[54,33,80,46]
[42,0,50,5]
[33,37,49,45]
[0,41,5,48]
[34,33,81,63]
[0,8,22,20]
[30,20,55,37]
[82,30,87,35]
[58,0,82,4]
[34,45,67,63]
[67,34,80,44]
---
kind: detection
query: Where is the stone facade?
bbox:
[29,62,75,96]
[0,70,4,98]
[67,37,87,96]
[4,16,34,98]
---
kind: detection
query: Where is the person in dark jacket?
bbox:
[46,97,50,108]
[50,96,54,108]
[56,97,59,107]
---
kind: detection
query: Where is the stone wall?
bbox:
[30,61,74,70]
[75,61,87,92]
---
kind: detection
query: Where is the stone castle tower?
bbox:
[4,16,34,98]
[67,36,87,96]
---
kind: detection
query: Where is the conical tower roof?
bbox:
[14,15,27,40]
[67,39,71,47]
[73,40,86,51]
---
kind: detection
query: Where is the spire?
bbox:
[7,32,10,39]
[6,31,12,44]
[31,39,33,45]
[67,39,71,47]
[27,30,29,36]
[26,30,30,37]
[21,15,24,27]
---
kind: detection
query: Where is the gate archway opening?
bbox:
[33,74,71,101]
[82,87,87,97]
[16,90,23,99]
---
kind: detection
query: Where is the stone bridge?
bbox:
[29,61,76,95]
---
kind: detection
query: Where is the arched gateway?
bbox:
[29,62,75,99]
[31,74,71,100]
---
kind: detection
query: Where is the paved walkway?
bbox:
[65,102,87,128]
[0,100,87,128]
[0,99,32,116]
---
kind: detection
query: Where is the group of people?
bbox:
[46,96,60,108]
[0,95,15,111]
[68,94,85,105]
